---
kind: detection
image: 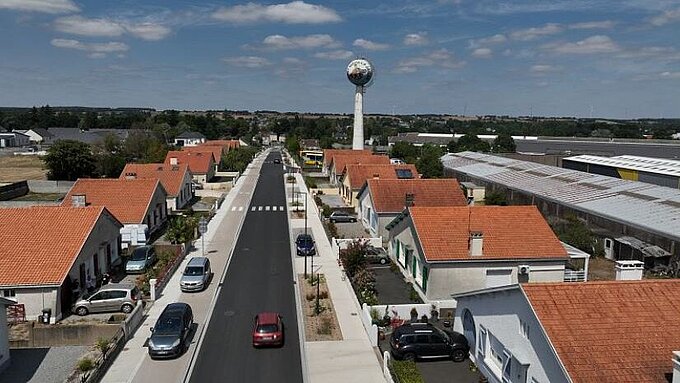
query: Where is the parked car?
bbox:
[390,323,469,362]
[74,283,141,316]
[328,211,357,223]
[364,246,389,265]
[148,302,194,359]
[180,257,211,292]
[252,312,284,347]
[273,158,281,164]
[192,182,203,191]
[295,233,316,256]
[125,246,156,274]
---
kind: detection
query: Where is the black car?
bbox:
[328,211,357,223]
[148,303,194,359]
[295,233,316,256]
[273,158,281,164]
[390,323,469,362]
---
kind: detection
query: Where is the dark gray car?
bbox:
[329,211,357,223]
[365,246,390,265]
[148,302,193,359]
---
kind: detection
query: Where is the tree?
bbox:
[415,144,444,178]
[319,136,334,149]
[43,140,96,180]
[455,134,490,152]
[446,140,457,153]
[285,135,301,155]
[339,240,369,279]
[220,146,259,173]
[165,215,198,244]
[390,141,418,163]
[555,215,597,254]
[484,190,508,206]
[491,133,516,153]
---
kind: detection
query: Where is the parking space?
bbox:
[332,220,370,239]
[370,265,413,305]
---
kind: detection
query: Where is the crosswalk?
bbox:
[229,205,286,212]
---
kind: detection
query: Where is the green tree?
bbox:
[491,133,516,153]
[415,144,444,178]
[339,240,369,279]
[165,216,198,244]
[390,141,418,163]
[43,140,96,180]
[220,146,259,172]
[484,190,508,206]
[446,140,457,153]
[285,135,301,155]
[455,134,490,152]
[319,136,334,149]
[557,215,596,254]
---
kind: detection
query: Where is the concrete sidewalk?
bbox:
[287,172,386,383]
[101,150,269,383]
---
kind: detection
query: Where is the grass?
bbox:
[12,192,64,201]
[0,155,47,182]
[391,360,425,383]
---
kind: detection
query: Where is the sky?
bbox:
[0,0,679,118]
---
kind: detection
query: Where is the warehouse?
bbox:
[563,155,680,189]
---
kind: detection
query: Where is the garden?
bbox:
[297,274,342,341]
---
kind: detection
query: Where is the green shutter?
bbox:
[412,255,417,278]
[422,266,428,293]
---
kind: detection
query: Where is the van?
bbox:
[179,257,211,292]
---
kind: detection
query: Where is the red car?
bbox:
[252,312,284,347]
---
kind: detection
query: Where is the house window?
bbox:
[485,269,512,288]
[478,327,487,360]
[463,309,476,354]
[3,289,16,298]
[520,318,530,339]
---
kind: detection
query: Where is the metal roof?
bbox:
[564,154,680,177]
[442,151,680,242]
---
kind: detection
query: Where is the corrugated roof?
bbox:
[564,154,680,177]
[442,152,680,242]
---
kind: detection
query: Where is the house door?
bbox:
[79,264,86,290]
[93,253,100,278]
[411,254,417,278]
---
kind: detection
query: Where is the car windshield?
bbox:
[257,324,278,333]
[130,248,147,261]
[184,266,204,276]
[297,236,312,246]
[155,315,182,335]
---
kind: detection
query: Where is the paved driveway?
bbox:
[370,265,413,305]
[0,346,89,383]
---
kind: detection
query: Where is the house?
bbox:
[356,178,468,239]
[120,163,193,211]
[0,297,13,373]
[62,178,168,249]
[182,146,222,170]
[330,153,392,185]
[165,151,216,183]
[13,128,54,145]
[174,131,206,147]
[386,206,571,302]
[300,139,321,150]
[322,149,372,176]
[47,127,129,145]
[339,163,419,207]
[0,131,29,147]
[200,139,240,153]
[0,206,122,323]
[453,279,680,383]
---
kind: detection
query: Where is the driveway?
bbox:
[333,220,370,239]
[0,346,89,383]
[370,265,413,305]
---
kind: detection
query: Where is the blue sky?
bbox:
[0,0,679,118]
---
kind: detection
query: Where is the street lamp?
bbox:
[297,191,310,278]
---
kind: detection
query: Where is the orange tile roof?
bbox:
[165,150,214,174]
[408,206,567,261]
[365,178,468,213]
[182,145,222,163]
[201,140,240,151]
[333,154,390,176]
[119,163,190,197]
[523,280,680,383]
[324,149,372,168]
[63,178,163,224]
[0,206,120,286]
[344,163,419,189]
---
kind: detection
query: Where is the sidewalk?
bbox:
[101,150,269,383]
[287,172,386,383]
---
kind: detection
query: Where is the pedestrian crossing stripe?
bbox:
[231,206,236,211]
[238,207,244,211]
[265,206,270,211]
[258,206,263,211]
[280,206,284,211]
[251,206,256,211]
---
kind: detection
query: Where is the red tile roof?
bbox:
[165,150,214,174]
[0,206,121,286]
[365,178,468,213]
[523,280,680,383]
[182,145,222,163]
[344,163,419,189]
[408,206,567,261]
[201,140,240,151]
[63,178,164,224]
[323,149,371,167]
[119,163,190,197]
[333,154,390,177]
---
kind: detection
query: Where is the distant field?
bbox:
[0,155,47,182]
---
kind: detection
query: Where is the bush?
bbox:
[96,337,112,359]
[77,357,95,373]
[304,177,317,189]
[391,360,425,383]
[305,292,315,301]
[321,204,332,218]
[165,215,198,244]
[327,222,338,238]
[339,240,369,279]
[287,175,296,183]
[314,195,323,206]
[317,317,333,335]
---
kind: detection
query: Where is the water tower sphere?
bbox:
[346,59,374,86]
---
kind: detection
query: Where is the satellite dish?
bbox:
[346,58,374,88]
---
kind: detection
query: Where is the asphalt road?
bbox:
[188,151,302,383]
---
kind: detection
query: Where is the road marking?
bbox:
[265,206,271,211]
[280,206,284,211]
[231,206,236,211]
[271,206,277,211]
[258,206,263,211]
[238,207,244,211]
[251,206,256,211]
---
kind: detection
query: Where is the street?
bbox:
[188,150,303,383]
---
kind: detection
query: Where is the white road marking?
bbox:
[231,206,236,211]
[280,206,284,211]
[265,206,270,211]
[258,206,263,211]
[251,206,256,211]
[238,207,244,211]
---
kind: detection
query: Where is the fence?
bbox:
[122,301,145,341]
[27,180,75,193]
[79,328,127,383]
[383,351,397,383]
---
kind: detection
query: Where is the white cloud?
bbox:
[395,48,464,73]
[511,23,562,41]
[212,1,341,24]
[0,0,78,13]
[472,48,492,58]
[471,34,507,48]
[568,20,615,29]
[660,71,680,79]
[545,35,620,54]
[313,50,353,60]
[353,38,390,51]
[616,46,680,61]
[222,56,272,68]
[51,38,129,58]
[530,64,560,74]
[649,8,680,26]
[283,57,304,64]
[54,15,171,41]
[403,32,429,46]
[262,34,340,50]
[55,16,126,37]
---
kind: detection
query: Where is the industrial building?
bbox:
[563,155,680,189]
[442,151,680,269]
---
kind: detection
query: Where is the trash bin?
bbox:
[41,308,51,324]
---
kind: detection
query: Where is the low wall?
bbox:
[0,181,28,201]
[27,180,74,193]
[122,301,145,341]
[10,323,120,348]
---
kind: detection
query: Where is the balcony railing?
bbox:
[564,270,586,282]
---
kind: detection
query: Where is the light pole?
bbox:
[298,191,309,279]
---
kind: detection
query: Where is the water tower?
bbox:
[346,58,374,150]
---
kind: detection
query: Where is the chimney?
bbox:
[71,194,86,207]
[405,193,415,207]
[373,173,380,179]
[124,172,136,180]
[672,351,680,383]
[469,231,483,256]
[170,157,178,166]
[615,260,644,280]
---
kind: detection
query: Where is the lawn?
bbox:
[0,155,47,182]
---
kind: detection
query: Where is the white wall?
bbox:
[120,224,149,249]
[0,305,8,374]
[454,289,570,383]
[11,287,59,323]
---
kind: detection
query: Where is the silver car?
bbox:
[126,246,156,274]
[180,257,211,292]
[74,283,140,316]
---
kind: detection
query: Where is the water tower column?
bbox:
[353,85,364,150]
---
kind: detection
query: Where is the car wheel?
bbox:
[380,258,387,265]
[121,304,134,314]
[352,218,357,222]
[76,306,88,316]
[403,353,416,361]
[452,349,467,362]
